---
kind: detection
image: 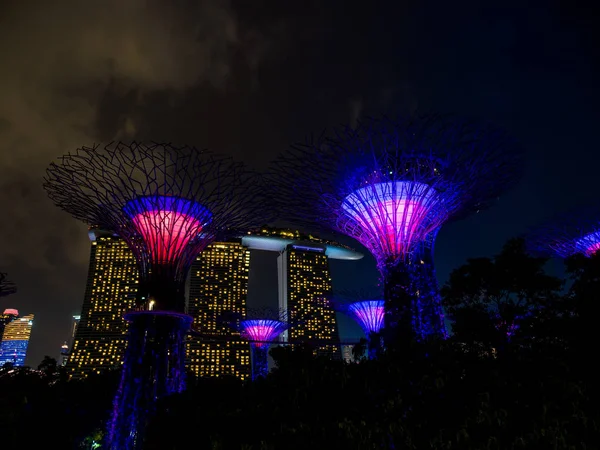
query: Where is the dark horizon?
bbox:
[0,0,598,365]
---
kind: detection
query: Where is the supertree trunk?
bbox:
[250,343,269,380]
[411,246,447,339]
[107,312,192,450]
[366,332,383,360]
[380,256,446,347]
[381,259,415,349]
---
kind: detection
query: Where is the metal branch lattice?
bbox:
[44,142,269,311]
[44,142,270,450]
[271,114,522,341]
[271,114,522,266]
[526,205,600,258]
[0,272,17,298]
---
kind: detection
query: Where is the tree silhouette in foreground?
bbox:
[3,239,600,449]
[442,238,563,350]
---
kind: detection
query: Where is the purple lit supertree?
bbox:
[44,143,267,450]
[526,206,600,258]
[239,316,289,380]
[333,289,384,359]
[272,115,522,344]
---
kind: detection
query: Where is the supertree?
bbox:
[235,309,289,380]
[44,142,267,450]
[0,272,17,298]
[333,289,384,360]
[526,206,600,258]
[271,114,522,344]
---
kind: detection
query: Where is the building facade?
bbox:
[187,240,251,380]
[67,229,139,377]
[278,243,341,357]
[0,308,18,343]
[0,313,34,367]
[60,314,81,366]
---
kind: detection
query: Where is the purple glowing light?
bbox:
[124,196,212,265]
[342,181,442,259]
[348,301,385,335]
[575,231,600,256]
[240,319,288,348]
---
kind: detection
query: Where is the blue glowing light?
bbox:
[107,311,192,450]
[574,231,600,256]
[0,339,29,367]
[342,181,443,261]
[347,301,385,335]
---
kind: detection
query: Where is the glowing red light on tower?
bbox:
[342,181,441,258]
[124,196,212,264]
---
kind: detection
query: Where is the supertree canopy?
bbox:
[347,301,385,336]
[239,310,289,380]
[272,114,522,343]
[527,206,600,258]
[233,309,289,380]
[0,272,17,298]
[334,289,384,359]
[44,142,266,450]
[240,319,289,347]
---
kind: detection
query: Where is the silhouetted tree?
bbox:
[442,238,563,349]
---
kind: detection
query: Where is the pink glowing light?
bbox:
[586,242,600,256]
[574,231,600,257]
[124,197,211,265]
[132,211,203,263]
[342,181,441,258]
[2,309,18,316]
[348,301,385,334]
[240,319,288,348]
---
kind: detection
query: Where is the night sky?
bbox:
[0,1,598,365]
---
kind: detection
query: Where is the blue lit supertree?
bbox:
[334,289,384,360]
[240,319,288,380]
[44,143,267,450]
[232,309,289,380]
[272,115,522,344]
[526,206,600,258]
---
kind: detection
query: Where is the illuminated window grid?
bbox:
[186,241,251,380]
[0,314,34,367]
[285,249,341,358]
[67,234,139,378]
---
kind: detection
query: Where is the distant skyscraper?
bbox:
[60,314,81,366]
[0,308,18,343]
[187,240,251,380]
[71,315,81,340]
[241,228,362,359]
[278,244,340,356]
[67,229,139,378]
[0,313,34,367]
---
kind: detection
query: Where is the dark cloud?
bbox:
[0,0,280,364]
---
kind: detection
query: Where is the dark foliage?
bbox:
[0,271,17,297]
[0,362,119,449]
[3,239,600,449]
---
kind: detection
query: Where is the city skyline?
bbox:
[31,227,365,370]
[0,2,598,366]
